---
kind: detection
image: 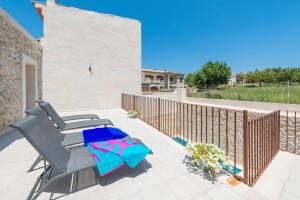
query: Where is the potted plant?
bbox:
[186,143,228,175]
[127,110,139,118]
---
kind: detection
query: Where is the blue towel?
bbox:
[82,127,128,146]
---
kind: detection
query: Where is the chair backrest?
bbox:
[35,99,44,104]
[25,107,64,142]
[38,101,66,130]
[9,115,70,173]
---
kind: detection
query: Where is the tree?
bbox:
[292,70,300,82]
[253,69,264,86]
[195,61,231,89]
[244,71,255,84]
[219,67,300,85]
[236,73,244,84]
[194,70,207,89]
[263,68,277,84]
[278,68,292,82]
[184,73,196,87]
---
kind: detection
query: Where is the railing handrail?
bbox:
[124,94,244,113]
[280,110,300,113]
[247,110,281,123]
[182,101,245,113]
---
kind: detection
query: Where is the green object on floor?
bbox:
[173,137,188,146]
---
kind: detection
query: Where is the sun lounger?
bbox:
[10,113,151,200]
[36,100,99,121]
[10,115,96,200]
[25,107,84,172]
[37,101,114,131]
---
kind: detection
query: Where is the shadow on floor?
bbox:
[43,160,152,199]
[183,155,228,183]
[0,127,23,151]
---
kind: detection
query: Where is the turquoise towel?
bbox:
[88,137,151,176]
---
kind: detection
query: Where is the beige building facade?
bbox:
[142,69,184,92]
[34,0,141,111]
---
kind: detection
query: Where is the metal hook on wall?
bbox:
[89,63,93,75]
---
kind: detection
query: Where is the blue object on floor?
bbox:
[82,127,128,146]
[173,137,188,146]
[225,164,242,174]
[221,162,242,174]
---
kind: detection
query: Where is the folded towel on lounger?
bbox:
[87,136,152,176]
[82,127,128,146]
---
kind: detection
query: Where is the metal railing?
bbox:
[243,111,280,186]
[122,94,246,176]
[121,94,288,186]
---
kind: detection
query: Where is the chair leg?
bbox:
[27,154,43,172]
[49,193,54,199]
[27,175,42,200]
[29,174,52,200]
[30,185,45,200]
[28,164,52,200]
[30,172,66,200]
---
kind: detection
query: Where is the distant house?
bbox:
[142,69,184,92]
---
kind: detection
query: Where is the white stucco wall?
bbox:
[40,3,141,111]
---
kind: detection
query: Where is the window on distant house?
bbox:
[145,75,154,80]
[170,77,174,82]
[156,75,164,81]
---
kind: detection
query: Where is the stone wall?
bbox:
[0,9,43,133]
[38,3,141,111]
[126,93,300,164]
[158,106,260,165]
[163,106,300,163]
[125,94,262,166]
[172,106,300,163]
[280,112,300,155]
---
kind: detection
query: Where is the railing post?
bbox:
[243,110,249,185]
[158,98,161,131]
[133,95,136,110]
[286,111,289,151]
[121,93,123,109]
[278,111,281,151]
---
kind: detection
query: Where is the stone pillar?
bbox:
[167,74,170,89]
[164,71,168,89]
[175,87,186,102]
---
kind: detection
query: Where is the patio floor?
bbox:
[0,108,298,200]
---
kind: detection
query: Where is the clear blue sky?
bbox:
[1,0,300,74]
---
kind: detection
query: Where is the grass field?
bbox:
[189,85,300,104]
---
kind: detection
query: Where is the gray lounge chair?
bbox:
[25,107,85,172]
[37,101,114,131]
[36,100,99,121]
[10,115,97,200]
